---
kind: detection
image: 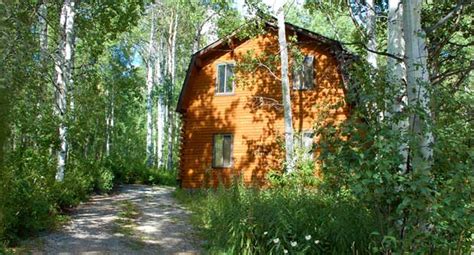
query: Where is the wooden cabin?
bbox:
[176,20,353,189]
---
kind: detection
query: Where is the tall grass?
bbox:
[175,183,381,254]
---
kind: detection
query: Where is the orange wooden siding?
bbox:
[179,28,348,188]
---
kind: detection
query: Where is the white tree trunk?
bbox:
[166,12,178,171]
[170,13,177,82]
[145,6,156,167]
[172,13,179,164]
[105,87,114,157]
[201,9,217,43]
[55,0,76,182]
[37,0,48,131]
[387,0,409,172]
[38,0,48,62]
[277,7,295,173]
[192,29,201,53]
[156,95,165,167]
[366,0,377,69]
[155,39,165,167]
[403,0,434,170]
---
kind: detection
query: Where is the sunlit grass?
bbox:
[112,200,145,250]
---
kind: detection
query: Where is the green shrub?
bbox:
[267,158,320,189]
[145,168,177,186]
[0,150,56,245]
[53,162,94,209]
[104,156,176,186]
[95,166,115,193]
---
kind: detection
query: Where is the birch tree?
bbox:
[386,0,408,172]
[403,0,434,170]
[276,5,295,173]
[105,86,114,157]
[54,0,76,181]
[191,9,216,53]
[155,38,165,167]
[348,0,378,68]
[365,0,377,68]
[36,0,49,129]
[145,5,157,167]
[38,0,48,63]
[166,11,178,171]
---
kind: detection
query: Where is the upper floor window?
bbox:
[292,55,315,90]
[216,63,235,94]
[213,134,233,168]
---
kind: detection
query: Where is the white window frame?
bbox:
[298,130,314,160]
[293,55,315,90]
[216,62,235,95]
[212,133,233,168]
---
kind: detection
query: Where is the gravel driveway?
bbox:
[25,185,201,255]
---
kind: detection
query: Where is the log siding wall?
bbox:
[179,29,348,188]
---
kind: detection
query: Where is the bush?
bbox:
[145,168,177,186]
[105,156,177,186]
[0,150,56,245]
[267,158,320,189]
[95,166,115,193]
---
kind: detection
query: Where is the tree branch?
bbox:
[251,95,283,111]
[425,0,465,34]
[432,61,474,85]
[342,41,404,62]
[255,62,281,81]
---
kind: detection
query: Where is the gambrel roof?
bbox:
[176,18,355,113]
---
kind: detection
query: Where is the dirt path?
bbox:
[26,185,201,255]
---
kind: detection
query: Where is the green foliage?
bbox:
[105,156,177,186]
[0,0,471,253]
[267,158,320,190]
[96,167,115,193]
[0,0,158,246]
[0,152,55,244]
[313,56,473,253]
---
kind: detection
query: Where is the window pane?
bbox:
[302,132,314,159]
[303,56,314,89]
[223,135,232,166]
[214,135,223,166]
[303,132,313,150]
[292,62,301,89]
[226,64,234,93]
[217,65,226,93]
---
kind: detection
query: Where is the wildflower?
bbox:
[263,231,268,236]
[314,240,320,244]
[283,249,288,254]
[305,235,311,240]
[273,238,280,244]
[290,241,297,247]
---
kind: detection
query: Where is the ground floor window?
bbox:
[297,131,314,160]
[213,134,233,167]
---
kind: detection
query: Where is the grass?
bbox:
[174,185,380,254]
[51,214,72,231]
[112,200,146,250]
[173,189,208,229]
